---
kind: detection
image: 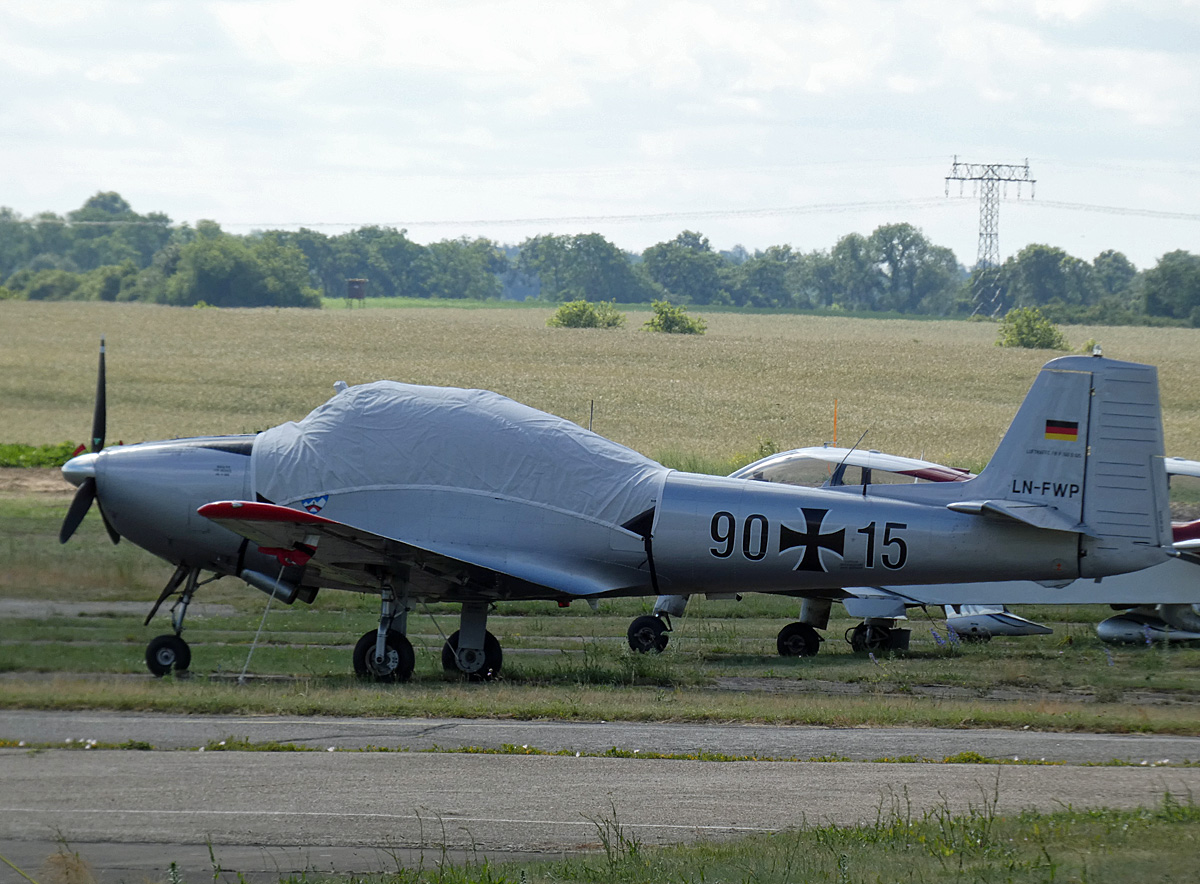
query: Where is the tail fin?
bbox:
[968,355,1172,573]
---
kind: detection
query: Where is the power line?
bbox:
[3,198,954,230]
[1021,200,1200,222]
[6,196,1199,231]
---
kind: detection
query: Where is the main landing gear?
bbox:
[626,596,832,658]
[354,593,503,683]
[773,598,828,657]
[846,618,910,653]
[626,596,911,657]
[143,564,219,677]
[353,584,416,682]
[627,614,670,653]
[439,601,502,681]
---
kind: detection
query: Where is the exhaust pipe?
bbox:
[240,569,301,604]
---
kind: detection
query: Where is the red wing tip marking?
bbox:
[198,501,334,526]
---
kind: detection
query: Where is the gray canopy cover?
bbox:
[253,382,668,527]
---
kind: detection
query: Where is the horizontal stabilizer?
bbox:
[946,499,1087,534]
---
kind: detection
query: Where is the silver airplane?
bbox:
[60,342,1177,680]
[631,450,1200,653]
[628,446,1051,655]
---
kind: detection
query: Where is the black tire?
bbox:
[627,615,669,653]
[146,634,191,677]
[776,622,821,657]
[847,622,891,653]
[441,629,502,680]
[353,630,415,682]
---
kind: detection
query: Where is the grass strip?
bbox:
[8,793,1199,884]
[2,676,1199,734]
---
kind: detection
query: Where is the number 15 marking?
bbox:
[856,521,908,569]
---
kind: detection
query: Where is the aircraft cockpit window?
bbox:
[750,459,836,487]
[833,465,867,486]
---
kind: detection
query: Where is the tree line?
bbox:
[2,191,1198,325]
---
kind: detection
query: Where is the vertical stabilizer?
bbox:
[970,357,1093,526]
[969,356,1171,572]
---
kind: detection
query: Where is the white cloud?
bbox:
[0,0,1198,267]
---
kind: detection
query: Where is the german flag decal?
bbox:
[1045,419,1079,441]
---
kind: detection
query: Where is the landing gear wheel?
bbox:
[627,615,669,653]
[441,630,502,680]
[847,622,891,653]
[353,630,416,682]
[146,634,191,677]
[776,622,822,657]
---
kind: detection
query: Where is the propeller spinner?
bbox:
[59,337,120,545]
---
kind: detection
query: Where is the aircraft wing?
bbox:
[198,501,652,601]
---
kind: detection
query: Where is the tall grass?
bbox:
[5,301,1199,464]
[18,793,1198,883]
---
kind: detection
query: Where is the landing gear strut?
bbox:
[144,564,215,677]
[355,584,415,682]
[441,601,502,680]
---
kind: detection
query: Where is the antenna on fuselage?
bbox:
[832,428,871,495]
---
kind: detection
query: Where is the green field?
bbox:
[2,299,1200,732]
[5,300,1200,468]
[4,300,1200,881]
[7,795,1197,884]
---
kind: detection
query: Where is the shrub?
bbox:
[546,299,626,329]
[592,300,627,328]
[0,441,81,467]
[996,306,1068,350]
[643,300,706,335]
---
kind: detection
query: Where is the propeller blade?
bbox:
[91,336,106,452]
[97,497,121,545]
[59,477,96,543]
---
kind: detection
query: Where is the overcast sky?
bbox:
[3,0,1198,269]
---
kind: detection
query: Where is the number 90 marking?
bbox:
[710,511,768,560]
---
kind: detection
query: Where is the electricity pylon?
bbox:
[945,157,1035,315]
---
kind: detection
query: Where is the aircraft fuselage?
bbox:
[651,473,1082,594]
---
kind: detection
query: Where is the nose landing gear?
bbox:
[143,564,218,677]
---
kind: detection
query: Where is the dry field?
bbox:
[3,303,1200,729]
[3,300,1200,467]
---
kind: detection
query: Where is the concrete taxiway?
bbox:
[3,711,1200,882]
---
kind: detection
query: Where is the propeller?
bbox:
[59,476,98,543]
[59,337,120,545]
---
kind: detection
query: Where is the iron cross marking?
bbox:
[779,507,846,572]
